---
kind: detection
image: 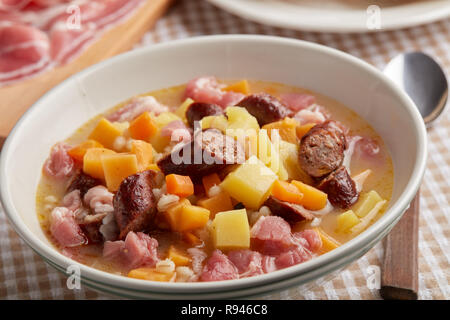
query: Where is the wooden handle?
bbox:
[380,191,420,300]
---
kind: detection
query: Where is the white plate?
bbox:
[206,0,450,33]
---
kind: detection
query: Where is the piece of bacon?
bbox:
[107,96,169,122]
[50,206,87,247]
[160,120,192,143]
[280,93,315,112]
[43,142,75,179]
[200,250,239,282]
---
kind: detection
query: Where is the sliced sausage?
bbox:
[237,93,292,126]
[299,120,347,178]
[79,213,107,243]
[67,171,101,197]
[157,129,244,179]
[264,196,314,224]
[113,170,158,239]
[185,102,224,127]
[317,166,359,209]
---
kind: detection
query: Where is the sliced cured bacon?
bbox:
[280,93,315,112]
[43,142,75,179]
[0,22,51,84]
[50,206,87,247]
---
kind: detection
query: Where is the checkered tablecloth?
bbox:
[1,0,449,300]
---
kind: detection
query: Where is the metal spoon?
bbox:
[380,52,448,299]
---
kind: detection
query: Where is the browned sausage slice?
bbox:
[317,166,359,209]
[299,120,347,178]
[186,102,224,127]
[67,171,101,197]
[264,196,314,224]
[157,129,244,179]
[113,170,158,239]
[237,93,292,126]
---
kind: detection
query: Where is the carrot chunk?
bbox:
[296,123,316,140]
[183,232,202,246]
[166,174,194,197]
[222,80,250,95]
[314,227,341,254]
[291,180,328,210]
[202,173,221,194]
[167,246,191,266]
[129,112,158,141]
[68,139,103,162]
[271,180,304,204]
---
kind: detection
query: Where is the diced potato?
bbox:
[225,107,260,141]
[201,115,228,132]
[177,205,210,231]
[220,156,277,209]
[351,200,387,234]
[257,129,287,180]
[149,131,171,153]
[336,210,360,233]
[154,112,181,128]
[167,246,191,266]
[211,209,250,250]
[353,190,383,218]
[128,112,158,141]
[83,148,116,180]
[222,80,250,95]
[314,227,341,254]
[296,123,316,139]
[68,140,104,163]
[278,141,313,184]
[291,180,328,210]
[164,199,190,231]
[88,118,125,149]
[197,192,234,217]
[262,117,298,144]
[101,153,139,192]
[130,140,153,171]
[175,98,194,121]
[128,267,173,281]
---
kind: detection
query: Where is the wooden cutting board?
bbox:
[0,0,173,146]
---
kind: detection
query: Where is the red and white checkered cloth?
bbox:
[1,0,449,299]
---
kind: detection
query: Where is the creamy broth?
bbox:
[36,79,393,278]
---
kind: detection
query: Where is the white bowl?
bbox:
[0,35,427,299]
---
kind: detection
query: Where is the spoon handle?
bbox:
[380,191,420,300]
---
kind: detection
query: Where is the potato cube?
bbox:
[225,107,259,141]
[101,153,139,191]
[262,117,298,144]
[88,118,124,150]
[83,148,116,180]
[279,141,313,184]
[154,112,181,128]
[353,190,383,218]
[201,115,228,132]
[257,129,287,180]
[197,192,234,217]
[130,140,153,171]
[336,210,360,233]
[128,267,173,282]
[167,246,191,266]
[220,156,277,209]
[177,205,210,232]
[175,98,194,121]
[149,130,171,152]
[164,199,190,231]
[212,209,250,250]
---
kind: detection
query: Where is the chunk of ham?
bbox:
[280,93,315,112]
[83,185,114,214]
[50,206,87,247]
[0,22,51,84]
[61,189,82,212]
[275,230,321,270]
[103,231,159,270]
[107,96,168,122]
[43,142,75,179]
[200,250,239,282]
[184,76,245,108]
[227,249,264,277]
[187,247,207,277]
[250,216,295,255]
[160,120,192,143]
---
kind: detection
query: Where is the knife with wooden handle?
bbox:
[380,191,420,300]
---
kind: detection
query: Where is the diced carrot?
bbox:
[314,227,341,254]
[271,180,304,204]
[128,267,173,281]
[296,123,316,140]
[291,180,328,210]
[183,232,202,246]
[88,118,124,149]
[202,173,221,194]
[177,205,210,231]
[168,246,191,266]
[166,174,194,198]
[130,140,153,171]
[262,118,298,144]
[129,112,158,141]
[197,192,234,218]
[146,163,160,171]
[222,80,250,95]
[67,139,103,162]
